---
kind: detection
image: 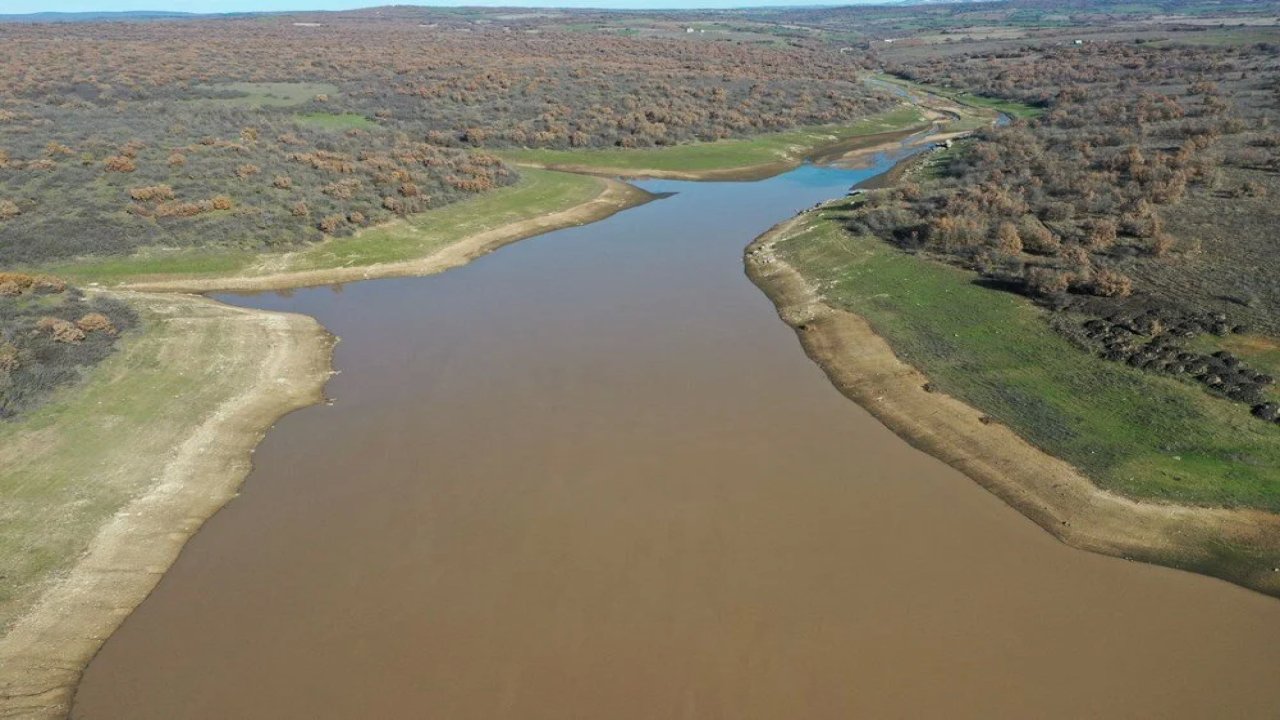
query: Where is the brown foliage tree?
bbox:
[1092,269,1133,298]
[993,221,1023,256]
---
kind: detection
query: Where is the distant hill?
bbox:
[0,10,198,23]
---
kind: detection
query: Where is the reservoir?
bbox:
[73,158,1280,718]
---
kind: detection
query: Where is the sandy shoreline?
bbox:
[0,293,334,719]
[0,176,656,718]
[745,211,1280,599]
[121,178,650,294]
[0,175,660,717]
[0,176,655,719]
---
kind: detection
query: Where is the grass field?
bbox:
[45,168,606,285]
[0,296,318,630]
[295,111,377,130]
[778,199,1280,511]
[287,167,605,270]
[191,81,339,107]
[496,106,928,175]
[875,74,1044,120]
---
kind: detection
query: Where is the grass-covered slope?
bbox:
[44,168,613,287]
[0,293,331,717]
[496,107,928,178]
[777,199,1280,511]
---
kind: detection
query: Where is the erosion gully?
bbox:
[73,156,1280,719]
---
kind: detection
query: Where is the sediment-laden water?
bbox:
[73,160,1280,719]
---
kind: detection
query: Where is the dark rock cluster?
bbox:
[1075,308,1277,423]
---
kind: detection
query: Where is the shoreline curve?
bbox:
[0,293,335,719]
[121,178,651,294]
[745,210,1280,599]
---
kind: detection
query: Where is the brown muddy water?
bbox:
[74,163,1280,719]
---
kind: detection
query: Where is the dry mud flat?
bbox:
[745,212,1280,598]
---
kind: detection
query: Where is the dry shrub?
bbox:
[167,151,187,167]
[0,272,35,292]
[0,343,19,373]
[210,195,233,211]
[37,317,86,343]
[103,155,136,172]
[119,140,146,158]
[76,312,117,334]
[347,211,366,225]
[1085,218,1117,251]
[322,179,361,199]
[129,184,175,202]
[0,199,19,220]
[31,275,66,293]
[1092,269,1134,298]
[993,222,1023,256]
[291,201,309,217]
[273,175,292,189]
[1019,219,1061,255]
[1024,266,1072,296]
[235,163,261,179]
[1150,233,1176,257]
[0,281,21,297]
[318,214,345,233]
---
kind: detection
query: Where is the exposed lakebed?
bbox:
[73,159,1280,718]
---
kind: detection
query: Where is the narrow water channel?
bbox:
[73,160,1280,718]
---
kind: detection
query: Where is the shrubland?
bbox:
[0,274,136,418]
[0,11,892,266]
[841,38,1280,425]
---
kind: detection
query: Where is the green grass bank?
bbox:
[775,199,1280,512]
[496,106,929,178]
[44,168,612,288]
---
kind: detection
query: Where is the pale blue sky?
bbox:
[4,0,869,14]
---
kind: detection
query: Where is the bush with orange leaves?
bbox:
[318,214,345,233]
[1,277,135,417]
[1091,270,1133,298]
[103,155,136,173]
[0,273,64,295]
[36,317,86,344]
[129,185,175,202]
[76,313,117,335]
